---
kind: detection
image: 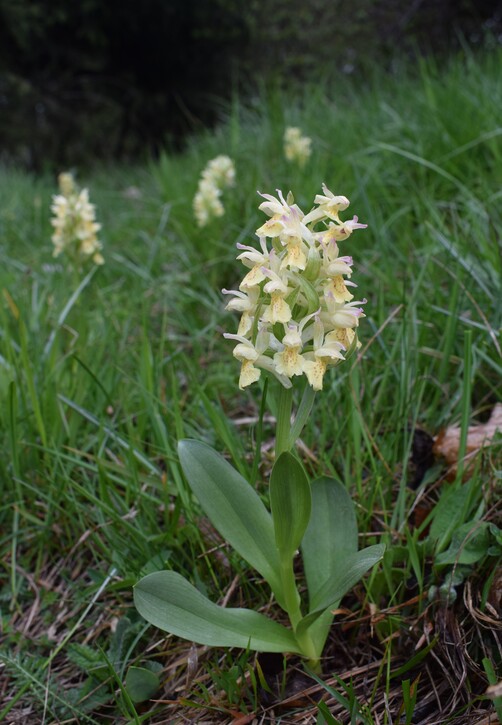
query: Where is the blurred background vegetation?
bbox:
[1,0,501,169]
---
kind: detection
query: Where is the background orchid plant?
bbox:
[51,172,104,267]
[134,186,385,669]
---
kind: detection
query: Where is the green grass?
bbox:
[1,43,501,723]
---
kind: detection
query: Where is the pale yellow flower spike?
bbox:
[224,185,368,390]
[51,176,104,267]
[193,155,236,227]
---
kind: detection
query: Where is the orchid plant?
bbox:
[51,172,104,267]
[193,155,236,227]
[134,185,384,669]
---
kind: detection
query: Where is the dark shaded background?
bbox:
[1,0,501,169]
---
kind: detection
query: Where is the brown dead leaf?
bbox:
[486,680,502,699]
[433,403,502,480]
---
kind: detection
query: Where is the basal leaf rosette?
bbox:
[224,185,367,391]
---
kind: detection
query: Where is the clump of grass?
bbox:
[1,43,501,723]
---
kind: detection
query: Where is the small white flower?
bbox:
[237,238,270,290]
[273,323,306,377]
[321,245,354,278]
[262,293,292,325]
[323,295,366,329]
[223,329,292,389]
[280,237,308,271]
[323,215,368,242]
[303,184,350,226]
[261,257,292,324]
[324,275,355,303]
[314,184,350,216]
[256,190,312,245]
[222,287,260,336]
[303,317,346,391]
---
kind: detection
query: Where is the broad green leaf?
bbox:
[178,440,282,597]
[435,521,491,566]
[125,666,160,703]
[134,571,301,653]
[296,545,385,637]
[311,545,385,613]
[301,477,358,608]
[270,452,311,559]
[429,479,481,552]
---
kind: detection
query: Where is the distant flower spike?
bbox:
[283,127,312,168]
[193,155,235,227]
[51,172,104,266]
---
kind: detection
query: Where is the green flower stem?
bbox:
[279,558,302,628]
[273,384,319,665]
[279,558,319,665]
[289,383,316,449]
[43,266,97,359]
[275,385,293,458]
